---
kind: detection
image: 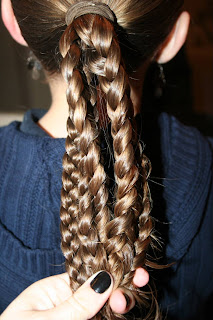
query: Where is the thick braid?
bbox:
[87,15,155,313]
[59,22,112,292]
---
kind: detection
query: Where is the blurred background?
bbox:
[0,0,213,135]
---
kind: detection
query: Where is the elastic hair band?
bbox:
[65,1,115,25]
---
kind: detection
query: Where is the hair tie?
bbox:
[65,1,115,25]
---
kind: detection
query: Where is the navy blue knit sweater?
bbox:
[0,109,213,319]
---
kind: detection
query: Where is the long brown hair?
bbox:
[12,0,184,319]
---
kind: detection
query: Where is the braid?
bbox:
[59,21,111,292]
[90,14,155,305]
[60,27,84,288]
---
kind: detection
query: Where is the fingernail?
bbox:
[124,293,131,308]
[90,271,111,293]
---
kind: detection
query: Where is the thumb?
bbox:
[40,271,113,320]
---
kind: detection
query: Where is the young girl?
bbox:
[1,0,213,319]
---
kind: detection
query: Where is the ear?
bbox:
[157,11,190,64]
[1,0,27,46]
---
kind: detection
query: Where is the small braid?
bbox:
[60,22,111,291]
[60,27,83,287]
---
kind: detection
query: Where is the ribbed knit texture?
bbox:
[161,114,213,260]
[0,111,65,311]
[157,114,213,319]
[0,110,213,318]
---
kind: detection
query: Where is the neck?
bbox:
[38,76,69,138]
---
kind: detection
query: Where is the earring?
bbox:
[159,64,166,85]
[27,51,42,80]
[154,63,166,98]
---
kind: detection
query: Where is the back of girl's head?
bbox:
[11,1,183,319]
[11,0,183,73]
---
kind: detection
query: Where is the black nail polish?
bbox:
[90,271,111,293]
[124,293,131,308]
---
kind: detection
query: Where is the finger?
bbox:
[38,271,113,320]
[55,272,70,285]
[109,288,135,314]
[133,268,149,287]
[109,268,149,314]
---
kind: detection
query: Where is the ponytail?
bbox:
[60,7,157,319]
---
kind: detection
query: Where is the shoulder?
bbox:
[142,111,212,178]
[0,113,65,188]
[0,121,21,150]
[0,109,65,156]
[159,112,213,170]
[157,113,213,260]
[0,120,20,134]
[156,114,213,318]
[0,120,40,156]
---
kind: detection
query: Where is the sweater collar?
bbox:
[20,109,47,137]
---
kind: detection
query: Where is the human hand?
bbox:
[1,268,149,320]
